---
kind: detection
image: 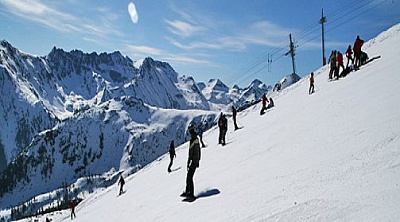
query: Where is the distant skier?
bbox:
[218,113,228,145]
[46,217,51,222]
[260,94,269,115]
[345,45,354,68]
[180,123,201,200]
[70,200,76,220]
[118,175,125,195]
[232,105,239,130]
[353,35,364,69]
[167,140,176,172]
[309,72,315,94]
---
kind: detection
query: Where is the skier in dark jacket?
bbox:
[181,123,201,200]
[328,50,337,80]
[218,113,228,145]
[232,105,239,130]
[167,140,176,173]
[118,175,125,195]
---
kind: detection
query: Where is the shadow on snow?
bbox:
[196,188,220,199]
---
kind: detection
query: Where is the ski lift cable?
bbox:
[225,0,389,85]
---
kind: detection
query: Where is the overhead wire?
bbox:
[228,0,390,86]
[297,0,388,50]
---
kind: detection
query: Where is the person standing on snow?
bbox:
[232,105,239,130]
[260,93,269,115]
[167,140,176,173]
[309,72,315,94]
[118,175,125,195]
[353,35,364,69]
[345,45,354,68]
[337,51,344,79]
[70,200,76,220]
[328,50,337,80]
[218,113,228,145]
[180,123,201,200]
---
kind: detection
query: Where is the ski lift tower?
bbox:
[285,33,297,75]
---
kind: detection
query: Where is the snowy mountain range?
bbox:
[0,39,301,213]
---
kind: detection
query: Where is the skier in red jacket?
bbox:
[70,201,76,219]
[345,45,354,68]
[260,94,268,115]
[309,72,315,94]
[353,35,364,69]
[337,51,344,78]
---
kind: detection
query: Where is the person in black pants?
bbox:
[181,123,201,199]
[167,140,176,173]
[218,113,228,145]
[309,72,315,94]
[232,105,239,130]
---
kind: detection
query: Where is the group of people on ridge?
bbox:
[328,35,365,80]
[309,35,368,95]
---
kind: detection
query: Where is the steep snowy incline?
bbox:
[42,24,400,221]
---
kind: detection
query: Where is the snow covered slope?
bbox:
[0,40,274,213]
[37,23,400,221]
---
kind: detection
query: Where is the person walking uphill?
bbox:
[232,105,239,130]
[167,140,176,173]
[309,72,315,94]
[118,175,125,195]
[180,123,201,201]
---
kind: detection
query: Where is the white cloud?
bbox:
[165,20,204,38]
[1,0,78,31]
[128,2,138,23]
[166,20,295,52]
[125,43,209,65]
[0,0,123,38]
[126,44,162,55]
[163,54,210,65]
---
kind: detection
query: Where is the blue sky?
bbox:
[1,0,399,87]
